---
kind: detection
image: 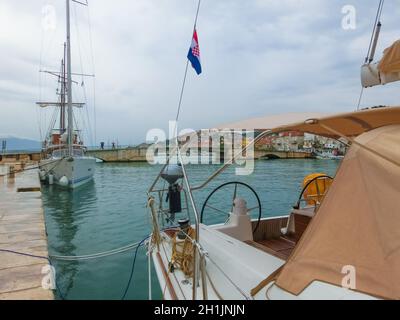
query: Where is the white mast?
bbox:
[66,0,73,156]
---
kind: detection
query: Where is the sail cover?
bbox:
[275,124,400,299]
[378,40,400,74]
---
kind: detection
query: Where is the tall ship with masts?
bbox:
[38,0,95,188]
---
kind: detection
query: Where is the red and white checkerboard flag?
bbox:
[187,29,202,75]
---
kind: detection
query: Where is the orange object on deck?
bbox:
[302,173,332,205]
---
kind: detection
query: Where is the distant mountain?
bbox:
[0,136,41,152]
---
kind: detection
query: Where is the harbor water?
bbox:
[42,160,340,299]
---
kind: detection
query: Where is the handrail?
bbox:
[147,129,270,300]
[319,122,400,168]
[147,131,200,194]
[148,129,270,194]
[44,144,86,149]
[191,129,270,191]
[294,175,333,209]
[176,147,201,300]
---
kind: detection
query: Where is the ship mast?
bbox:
[37,0,91,150]
[66,0,73,156]
[60,43,66,133]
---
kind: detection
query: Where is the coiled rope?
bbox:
[170,227,196,277]
[155,213,250,300]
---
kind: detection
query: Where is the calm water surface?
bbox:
[42,160,339,299]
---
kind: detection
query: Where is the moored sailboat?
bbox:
[38,0,95,188]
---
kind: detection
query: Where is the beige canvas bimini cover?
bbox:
[276,124,400,299]
[378,40,400,74]
[216,106,400,139]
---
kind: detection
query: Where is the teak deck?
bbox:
[245,238,295,260]
[246,214,312,260]
[0,166,53,300]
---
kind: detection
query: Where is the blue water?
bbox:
[41,160,339,300]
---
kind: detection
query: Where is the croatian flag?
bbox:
[187,29,202,75]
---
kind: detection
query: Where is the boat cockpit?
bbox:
[201,173,333,261]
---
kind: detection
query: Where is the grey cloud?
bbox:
[1,0,400,145]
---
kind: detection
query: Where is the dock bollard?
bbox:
[9,165,15,178]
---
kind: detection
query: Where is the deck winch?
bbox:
[161,164,183,214]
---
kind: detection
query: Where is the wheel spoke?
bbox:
[247,205,260,212]
[231,183,238,212]
[201,181,262,232]
[205,204,229,216]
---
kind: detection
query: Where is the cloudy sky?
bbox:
[1,0,400,145]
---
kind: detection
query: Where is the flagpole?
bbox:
[193,0,201,29]
[149,0,203,301]
[174,0,202,124]
[171,0,202,159]
[167,0,203,300]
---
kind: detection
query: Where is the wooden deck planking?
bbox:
[0,165,53,300]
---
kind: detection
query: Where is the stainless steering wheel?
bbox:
[200,181,262,233]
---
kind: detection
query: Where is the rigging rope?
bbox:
[0,158,63,177]
[86,1,97,146]
[356,87,364,111]
[37,29,44,142]
[173,0,202,125]
[0,249,65,300]
[365,0,385,63]
[50,240,142,261]
[358,0,385,110]
[0,236,149,300]
[155,214,249,300]
[120,236,150,300]
[38,16,59,143]
[72,2,94,147]
[206,253,252,300]
[158,0,203,217]
[0,235,150,300]
[146,0,250,301]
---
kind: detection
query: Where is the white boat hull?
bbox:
[39,156,96,188]
[152,219,377,300]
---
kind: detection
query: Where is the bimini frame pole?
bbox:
[191,130,271,191]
